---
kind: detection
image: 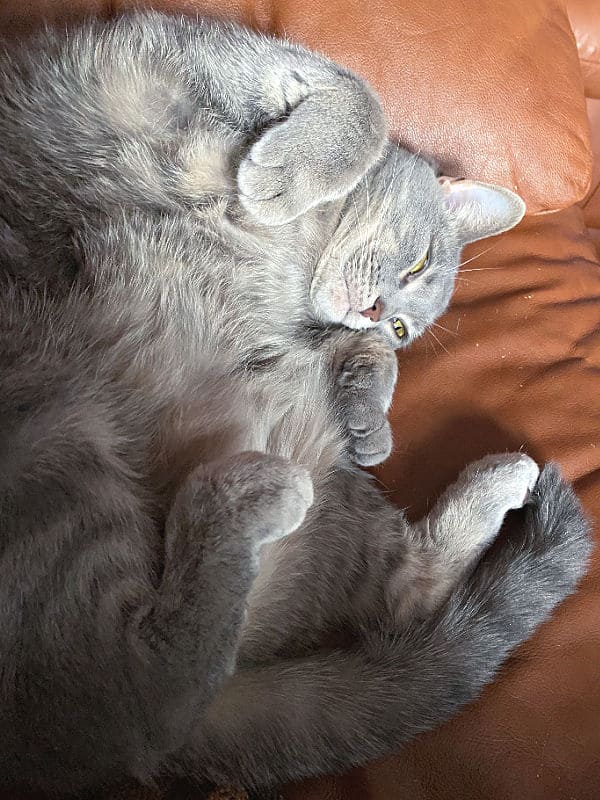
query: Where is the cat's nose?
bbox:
[359,298,382,322]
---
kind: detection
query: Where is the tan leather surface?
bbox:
[0,0,593,213]
[583,98,600,258]
[568,0,600,98]
[0,0,109,32]
[0,2,599,800]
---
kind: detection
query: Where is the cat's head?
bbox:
[310,146,525,347]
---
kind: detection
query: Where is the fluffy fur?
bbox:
[0,11,591,797]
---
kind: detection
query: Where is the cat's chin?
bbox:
[310,276,378,330]
[310,281,350,325]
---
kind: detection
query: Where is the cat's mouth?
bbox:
[310,266,383,329]
[311,271,414,345]
[312,283,378,330]
[343,309,379,330]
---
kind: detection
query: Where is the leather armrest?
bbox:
[568,0,600,98]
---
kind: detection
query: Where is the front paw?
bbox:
[237,123,335,226]
[345,401,393,467]
[237,115,360,225]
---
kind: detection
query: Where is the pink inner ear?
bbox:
[438,175,467,186]
[438,176,476,212]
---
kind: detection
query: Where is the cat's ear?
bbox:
[438,177,525,245]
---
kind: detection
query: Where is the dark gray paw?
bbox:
[345,401,393,467]
[218,452,314,547]
[336,341,397,467]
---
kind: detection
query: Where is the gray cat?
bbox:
[0,11,591,797]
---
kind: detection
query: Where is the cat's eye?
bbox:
[407,249,430,277]
[392,318,406,339]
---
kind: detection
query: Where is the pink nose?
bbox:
[359,298,383,322]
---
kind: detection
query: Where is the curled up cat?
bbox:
[0,11,592,796]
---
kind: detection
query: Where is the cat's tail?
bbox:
[175,464,592,790]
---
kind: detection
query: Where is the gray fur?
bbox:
[0,11,589,796]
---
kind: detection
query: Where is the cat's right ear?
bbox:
[438,177,526,245]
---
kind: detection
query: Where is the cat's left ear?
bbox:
[438,177,526,245]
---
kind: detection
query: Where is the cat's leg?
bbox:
[238,452,544,664]
[0,439,312,790]
[325,328,398,466]
[387,452,541,621]
[0,15,385,234]
[173,464,591,791]
[128,452,313,761]
[181,20,388,224]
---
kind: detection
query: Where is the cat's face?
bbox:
[310,147,525,348]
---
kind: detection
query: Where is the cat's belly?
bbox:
[151,354,346,504]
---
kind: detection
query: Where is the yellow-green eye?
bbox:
[392,318,406,339]
[408,249,429,276]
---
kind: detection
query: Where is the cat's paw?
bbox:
[466,463,592,634]
[238,70,386,226]
[335,337,397,467]
[345,402,393,467]
[427,453,541,562]
[462,452,540,511]
[237,123,337,226]
[218,452,314,547]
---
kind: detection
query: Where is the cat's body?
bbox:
[0,12,591,796]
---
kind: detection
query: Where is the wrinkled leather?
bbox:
[568,0,600,98]
[583,97,600,256]
[0,3,599,800]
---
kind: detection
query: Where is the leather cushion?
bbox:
[568,0,600,98]
[582,97,600,258]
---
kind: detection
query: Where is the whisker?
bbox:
[459,266,504,273]
[425,329,439,357]
[458,245,496,268]
[428,327,451,355]
[432,268,471,285]
[431,321,458,337]
[423,334,432,362]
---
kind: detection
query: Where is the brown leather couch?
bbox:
[1,1,599,799]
